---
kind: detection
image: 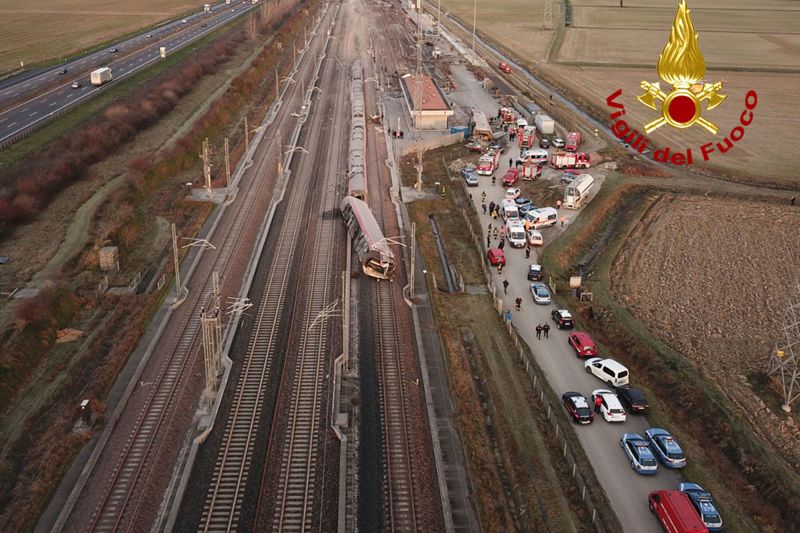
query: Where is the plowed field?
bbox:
[611,194,800,469]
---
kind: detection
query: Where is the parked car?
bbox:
[487,248,506,266]
[109,47,119,53]
[518,203,537,216]
[620,433,659,475]
[614,386,650,414]
[679,483,723,532]
[645,428,687,468]
[527,264,543,281]
[505,187,521,200]
[591,389,626,422]
[463,172,479,187]
[489,142,504,153]
[552,137,565,148]
[530,282,551,304]
[527,229,543,247]
[57,68,68,75]
[584,357,629,387]
[551,309,574,329]
[460,163,476,178]
[649,490,709,533]
[70,81,81,89]
[514,197,532,207]
[568,332,597,358]
[539,138,550,149]
[465,141,483,152]
[562,392,593,424]
[502,168,519,186]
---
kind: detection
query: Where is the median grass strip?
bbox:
[540,178,800,532]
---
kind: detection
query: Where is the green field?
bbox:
[0,0,204,72]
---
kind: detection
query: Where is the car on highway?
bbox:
[505,187,521,200]
[70,81,81,89]
[614,386,649,414]
[539,138,550,149]
[591,389,627,422]
[502,168,519,186]
[527,264,543,281]
[57,68,68,76]
[562,392,593,424]
[109,47,119,53]
[584,357,629,387]
[460,163,476,178]
[551,309,574,329]
[552,138,565,149]
[201,22,208,27]
[620,433,658,475]
[567,332,597,358]
[463,171,479,187]
[530,282,551,304]
[527,229,543,247]
[645,428,687,468]
[182,18,189,23]
[679,482,723,531]
[146,33,153,39]
[487,248,506,266]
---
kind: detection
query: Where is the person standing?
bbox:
[556,199,562,210]
[543,323,550,338]
[482,203,487,214]
[515,297,522,311]
[502,279,509,294]
[489,201,495,213]
[525,247,531,259]
[560,216,566,227]
[536,324,543,340]
[487,234,491,248]
[594,394,603,414]
[492,175,497,186]
[509,157,513,168]
[498,239,505,250]
[792,196,796,206]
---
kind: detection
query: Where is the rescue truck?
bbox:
[550,151,591,169]
[565,131,581,152]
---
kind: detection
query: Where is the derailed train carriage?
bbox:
[348,60,367,200]
[340,196,395,280]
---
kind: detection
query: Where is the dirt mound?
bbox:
[611,194,800,470]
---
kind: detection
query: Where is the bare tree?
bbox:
[246,13,258,42]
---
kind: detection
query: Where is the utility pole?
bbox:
[414,0,424,191]
[275,67,280,99]
[276,128,283,176]
[244,115,250,151]
[224,137,230,192]
[767,279,800,412]
[472,0,477,52]
[172,223,181,298]
[200,137,212,195]
[409,222,416,300]
[201,272,223,408]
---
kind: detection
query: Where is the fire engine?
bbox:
[549,151,590,169]
[520,161,543,181]
[565,131,581,152]
[476,150,500,175]
[518,125,536,149]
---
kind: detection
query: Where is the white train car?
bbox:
[340,196,395,279]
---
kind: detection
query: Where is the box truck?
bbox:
[564,174,594,209]
[90,67,113,86]
[534,114,555,135]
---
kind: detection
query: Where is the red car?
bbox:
[502,168,519,186]
[568,332,597,358]
[487,248,506,266]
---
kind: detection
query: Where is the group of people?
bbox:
[388,128,404,138]
[535,323,551,339]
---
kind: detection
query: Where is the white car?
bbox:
[591,389,627,423]
[530,282,551,304]
[527,229,543,246]
[553,138,565,149]
[505,187,521,200]
[584,357,630,387]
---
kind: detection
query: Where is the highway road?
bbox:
[470,148,682,532]
[0,0,256,147]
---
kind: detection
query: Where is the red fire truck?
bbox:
[476,150,501,175]
[549,151,590,169]
[518,125,536,149]
[565,131,581,152]
[520,161,543,181]
[498,107,516,125]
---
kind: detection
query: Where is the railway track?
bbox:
[199,7,341,531]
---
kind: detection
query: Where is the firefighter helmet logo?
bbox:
[637,0,727,134]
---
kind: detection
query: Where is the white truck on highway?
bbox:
[534,114,555,135]
[90,67,113,86]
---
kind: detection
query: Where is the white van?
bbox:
[501,199,519,221]
[519,149,549,165]
[525,207,558,229]
[506,221,527,248]
[584,358,630,387]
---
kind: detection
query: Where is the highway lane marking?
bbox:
[29,111,37,117]
[8,122,15,127]
[49,101,58,107]
[0,117,7,123]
